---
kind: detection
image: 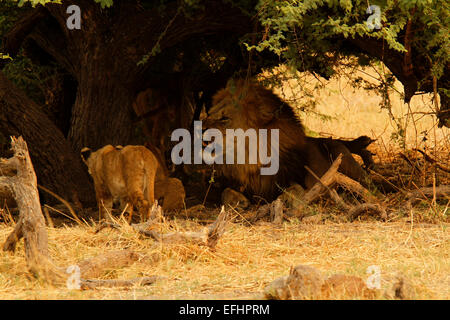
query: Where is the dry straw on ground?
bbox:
[0,219,448,299]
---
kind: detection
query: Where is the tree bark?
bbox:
[19,0,253,151]
[0,71,95,206]
[2,136,65,283]
[69,71,136,150]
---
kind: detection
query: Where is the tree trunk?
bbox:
[22,0,253,151]
[0,71,95,207]
[69,68,136,151]
[2,136,65,283]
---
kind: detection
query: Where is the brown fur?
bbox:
[81,145,158,222]
[132,88,177,161]
[151,144,186,212]
[204,79,371,200]
[155,177,185,212]
[81,144,185,220]
[203,79,307,199]
[303,137,370,188]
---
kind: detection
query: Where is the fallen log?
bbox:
[135,205,230,249]
[300,154,343,207]
[304,163,351,210]
[282,154,343,219]
[96,205,231,249]
[335,172,378,203]
[348,203,387,221]
[406,185,450,206]
[253,153,386,222]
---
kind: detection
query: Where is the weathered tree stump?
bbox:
[1,136,65,283]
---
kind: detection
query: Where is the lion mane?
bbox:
[203,79,371,200]
[203,79,309,199]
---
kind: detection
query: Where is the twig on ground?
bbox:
[38,184,83,226]
[348,203,387,221]
[414,149,450,173]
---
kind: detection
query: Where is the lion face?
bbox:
[204,92,243,131]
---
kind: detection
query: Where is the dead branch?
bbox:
[244,204,271,223]
[137,206,230,249]
[80,276,164,289]
[305,164,351,210]
[335,172,378,203]
[288,154,343,218]
[206,206,230,248]
[414,149,450,173]
[348,203,387,221]
[96,205,231,249]
[270,198,284,224]
[1,136,65,283]
[328,189,351,211]
[0,158,17,176]
[246,155,344,222]
[2,214,23,252]
[406,185,450,206]
[254,152,386,223]
[78,250,140,279]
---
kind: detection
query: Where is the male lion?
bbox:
[203,79,374,200]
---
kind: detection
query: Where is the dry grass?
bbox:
[0,218,448,300]
[273,65,448,150]
[0,67,448,300]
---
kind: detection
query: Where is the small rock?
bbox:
[263,265,323,300]
[263,276,289,300]
[278,184,305,209]
[302,213,324,224]
[322,274,378,299]
[392,276,415,300]
[221,188,250,210]
[285,265,324,300]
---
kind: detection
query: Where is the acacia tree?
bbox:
[252,0,449,127]
[0,0,448,207]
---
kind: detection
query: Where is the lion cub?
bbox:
[81,145,158,222]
